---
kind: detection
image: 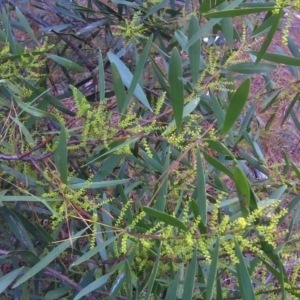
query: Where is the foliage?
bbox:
[0,0,300,299]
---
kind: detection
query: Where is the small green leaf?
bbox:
[235,239,256,300]
[169,47,184,132]
[143,207,188,232]
[46,54,84,72]
[223,78,250,134]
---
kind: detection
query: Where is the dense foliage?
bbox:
[1,0,300,299]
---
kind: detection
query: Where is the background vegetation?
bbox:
[1,0,300,299]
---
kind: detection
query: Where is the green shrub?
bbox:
[1,0,300,299]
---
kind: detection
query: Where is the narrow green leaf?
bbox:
[13,227,87,288]
[206,237,220,300]
[69,179,129,189]
[200,0,220,13]
[209,90,225,130]
[188,16,200,84]
[249,50,300,66]
[46,54,84,72]
[74,274,109,300]
[291,109,300,131]
[206,140,234,158]
[165,97,200,131]
[98,51,105,101]
[227,62,276,74]
[108,52,152,111]
[143,207,188,232]
[45,286,72,299]
[291,162,300,180]
[165,271,180,300]
[202,151,233,178]
[108,272,126,300]
[169,47,184,131]
[251,14,277,38]
[10,116,35,146]
[175,30,187,50]
[204,7,274,18]
[124,35,153,112]
[2,7,17,54]
[233,164,250,218]
[16,7,38,44]
[150,56,169,94]
[182,248,197,300]
[72,234,120,266]
[0,267,24,294]
[184,0,244,50]
[111,62,126,112]
[261,90,281,112]
[155,149,170,211]
[288,35,300,59]
[0,206,35,251]
[125,261,132,300]
[54,125,68,184]
[145,242,161,300]
[276,46,298,78]
[255,10,282,64]
[223,78,250,134]
[83,137,139,166]
[39,24,72,33]
[236,103,255,141]
[14,95,58,122]
[239,150,268,175]
[235,239,256,300]
[219,2,233,50]
[281,92,300,126]
[196,147,207,225]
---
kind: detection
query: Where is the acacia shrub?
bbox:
[0,0,300,299]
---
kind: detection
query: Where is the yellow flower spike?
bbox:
[237,217,247,230]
